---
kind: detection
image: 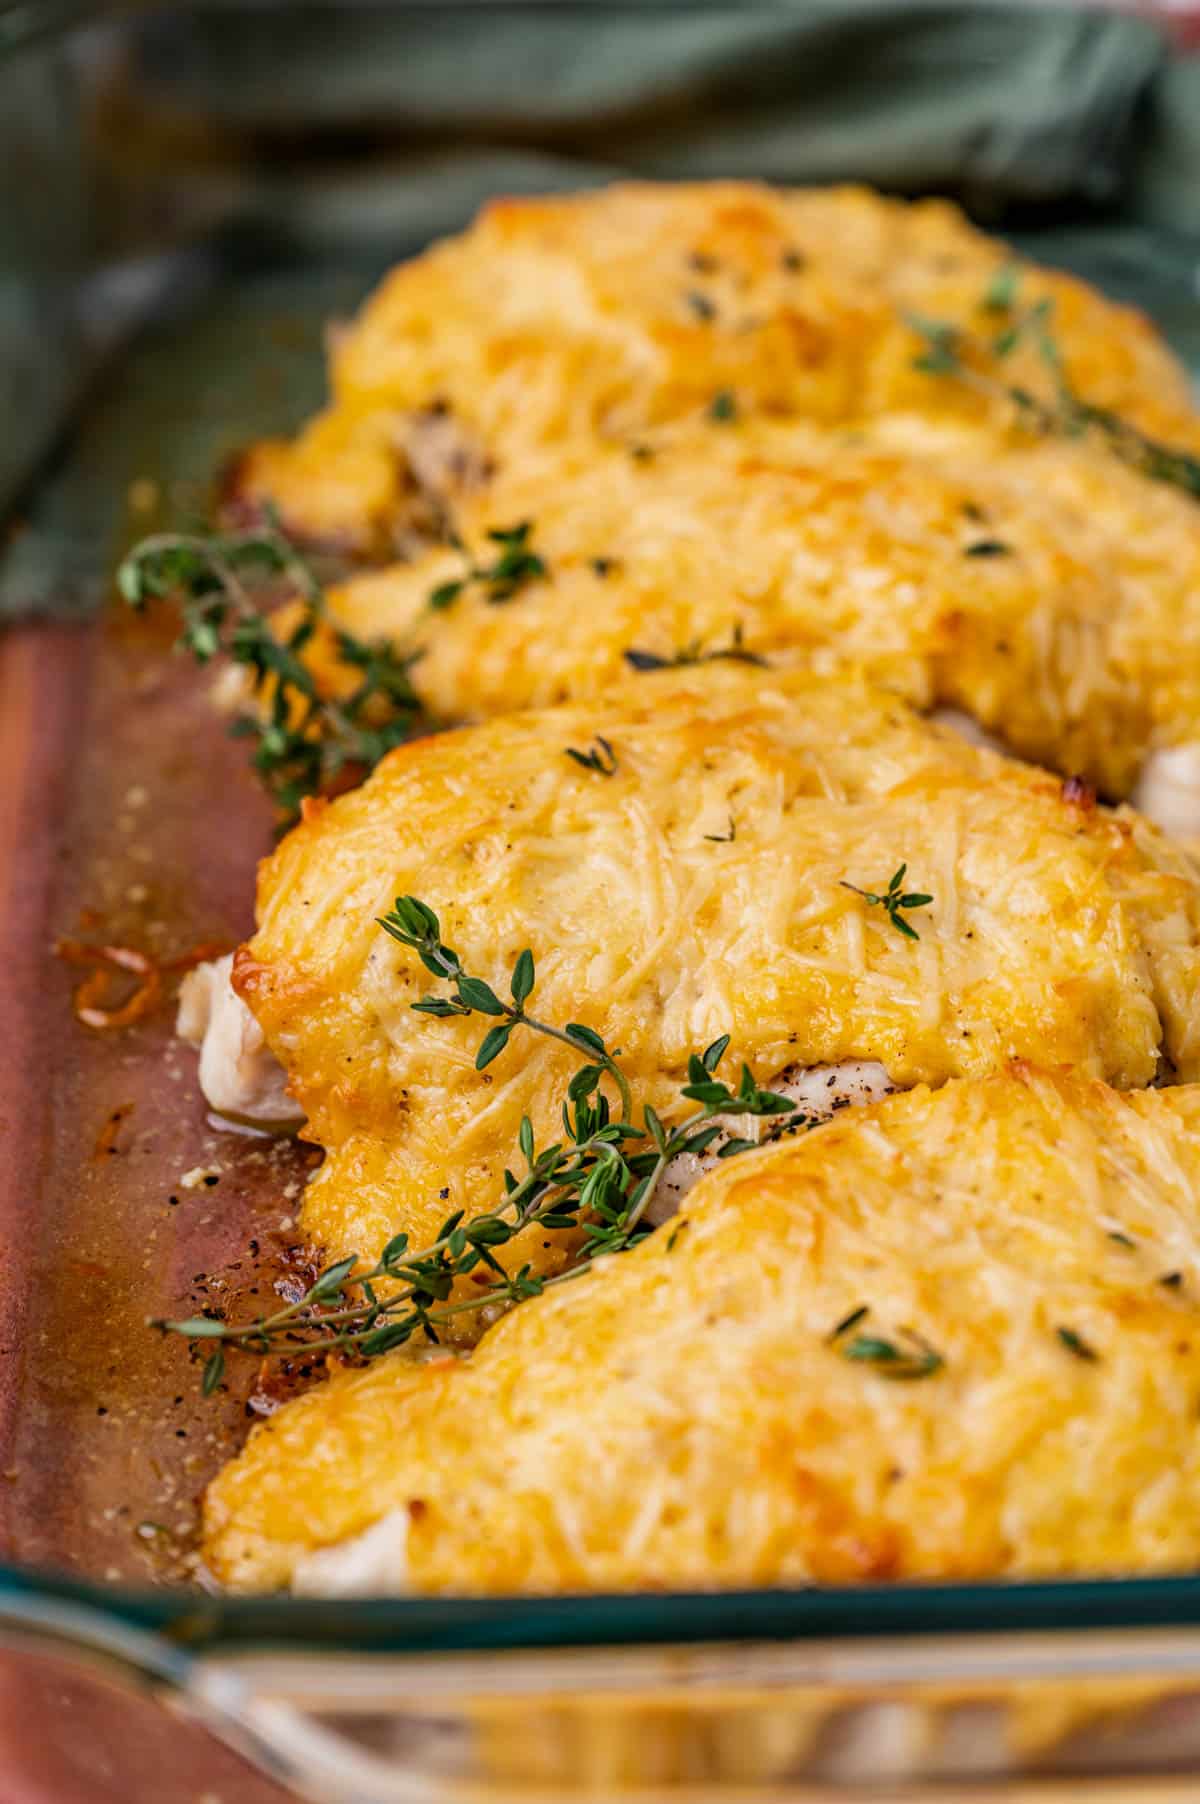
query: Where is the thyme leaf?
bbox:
[1056,1325,1099,1363]
[828,1306,944,1379]
[427,520,547,611]
[982,261,1020,314]
[565,736,619,776]
[623,625,766,673]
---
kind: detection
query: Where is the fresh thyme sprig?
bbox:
[840,864,932,941]
[623,625,767,673]
[428,521,547,611]
[908,271,1200,502]
[378,895,634,1114]
[160,897,800,1387]
[117,521,425,822]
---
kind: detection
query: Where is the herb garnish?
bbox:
[624,625,766,673]
[908,275,1200,502]
[1056,1325,1099,1363]
[118,521,424,822]
[428,521,547,611]
[380,896,631,1095]
[840,864,933,941]
[160,899,801,1386]
[565,736,619,777]
[828,1304,870,1340]
[708,389,738,423]
[964,539,1011,558]
[828,1305,944,1379]
[982,260,1020,314]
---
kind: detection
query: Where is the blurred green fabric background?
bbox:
[116,1,1200,474]
[3,1,1200,585]
[126,3,1200,238]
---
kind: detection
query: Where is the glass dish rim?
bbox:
[4,1559,1200,1655]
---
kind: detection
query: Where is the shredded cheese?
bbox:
[205,1069,1200,1595]
[230,665,1200,1328]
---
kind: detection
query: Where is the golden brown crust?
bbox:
[234,664,1200,1317]
[198,186,1200,1599]
[229,182,1200,551]
[204,1069,1200,1594]
[303,410,1200,797]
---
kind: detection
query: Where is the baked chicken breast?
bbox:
[303,412,1200,818]
[216,665,1200,1320]
[204,1067,1200,1594]
[230,183,1200,556]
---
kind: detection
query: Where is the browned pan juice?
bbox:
[0,269,377,1586]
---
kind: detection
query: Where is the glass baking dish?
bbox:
[4,3,1200,1797]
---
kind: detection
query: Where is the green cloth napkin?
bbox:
[132,3,1193,238]
[4,1,1200,569]
[123,4,1200,369]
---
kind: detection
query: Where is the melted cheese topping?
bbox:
[232,664,1200,1324]
[204,1069,1200,1594]
[298,412,1200,807]
[229,183,1200,552]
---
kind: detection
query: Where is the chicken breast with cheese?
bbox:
[302,412,1200,815]
[204,1067,1200,1594]
[220,664,1200,1318]
[229,183,1200,555]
